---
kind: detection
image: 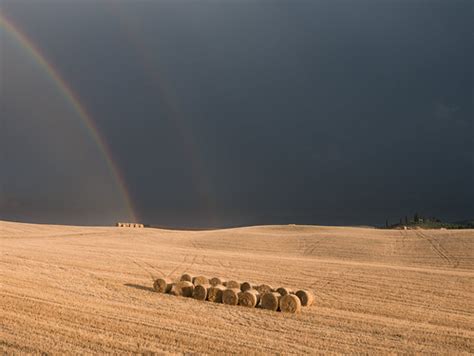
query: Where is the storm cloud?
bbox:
[1,0,472,227]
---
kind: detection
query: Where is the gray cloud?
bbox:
[1,0,472,226]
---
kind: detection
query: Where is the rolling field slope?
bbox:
[1,220,473,354]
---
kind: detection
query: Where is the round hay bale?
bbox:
[180,273,193,282]
[153,278,172,293]
[207,285,226,303]
[170,281,194,297]
[192,275,209,286]
[168,283,179,296]
[240,282,254,292]
[261,292,281,311]
[225,280,241,289]
[256,284,274,294]
[181,282,195,298]
[280,294,302,313]
[295,290,314,307]
[222,288,240,306]
[276,287,292,296]
[193,283,211,301]
[238,289,260,308]
[209,277,225,286]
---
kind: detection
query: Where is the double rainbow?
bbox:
[0,12,137,222]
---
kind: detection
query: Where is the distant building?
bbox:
[116,222,144,228]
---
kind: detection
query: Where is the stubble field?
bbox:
[1,220,473,354]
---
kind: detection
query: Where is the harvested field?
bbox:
[1,220,473,354]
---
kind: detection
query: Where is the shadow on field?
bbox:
[124,283,154,293]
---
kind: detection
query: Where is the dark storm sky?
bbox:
[1,0,472,227]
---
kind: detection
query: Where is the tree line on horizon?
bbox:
[385,213,473,229]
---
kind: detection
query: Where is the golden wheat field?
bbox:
[0,220,473,354]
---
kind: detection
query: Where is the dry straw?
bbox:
[209,277,225,286]
[193,283,212,301]
[153,278,172,293]
[256,284,274,294]
[207,285,226,303]
[222,288,240,306]
[276,287,292,296]
[180,273,193,282]
[192,276,209,286]
[295,290,314,307]
[280,294,302,313]
[170,281,194,297]
[225,280,241,289]
[261,292,281,311]
[158,273,313,313]
[238,289,260,308]
[240,282,254,292]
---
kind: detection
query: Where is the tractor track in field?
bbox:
[414,231,459,268]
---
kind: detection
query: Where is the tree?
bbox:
[386,219,389,228]
[414,212,419,223]
[405,216,408,225]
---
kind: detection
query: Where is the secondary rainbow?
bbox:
[107,5,218,225]
[0,12,138,222]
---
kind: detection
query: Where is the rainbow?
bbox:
[0,12,138,222]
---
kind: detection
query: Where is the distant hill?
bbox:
[452,219,474,226]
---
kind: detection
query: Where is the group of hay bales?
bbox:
[116,222,144,228]
[153,274,314,313]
